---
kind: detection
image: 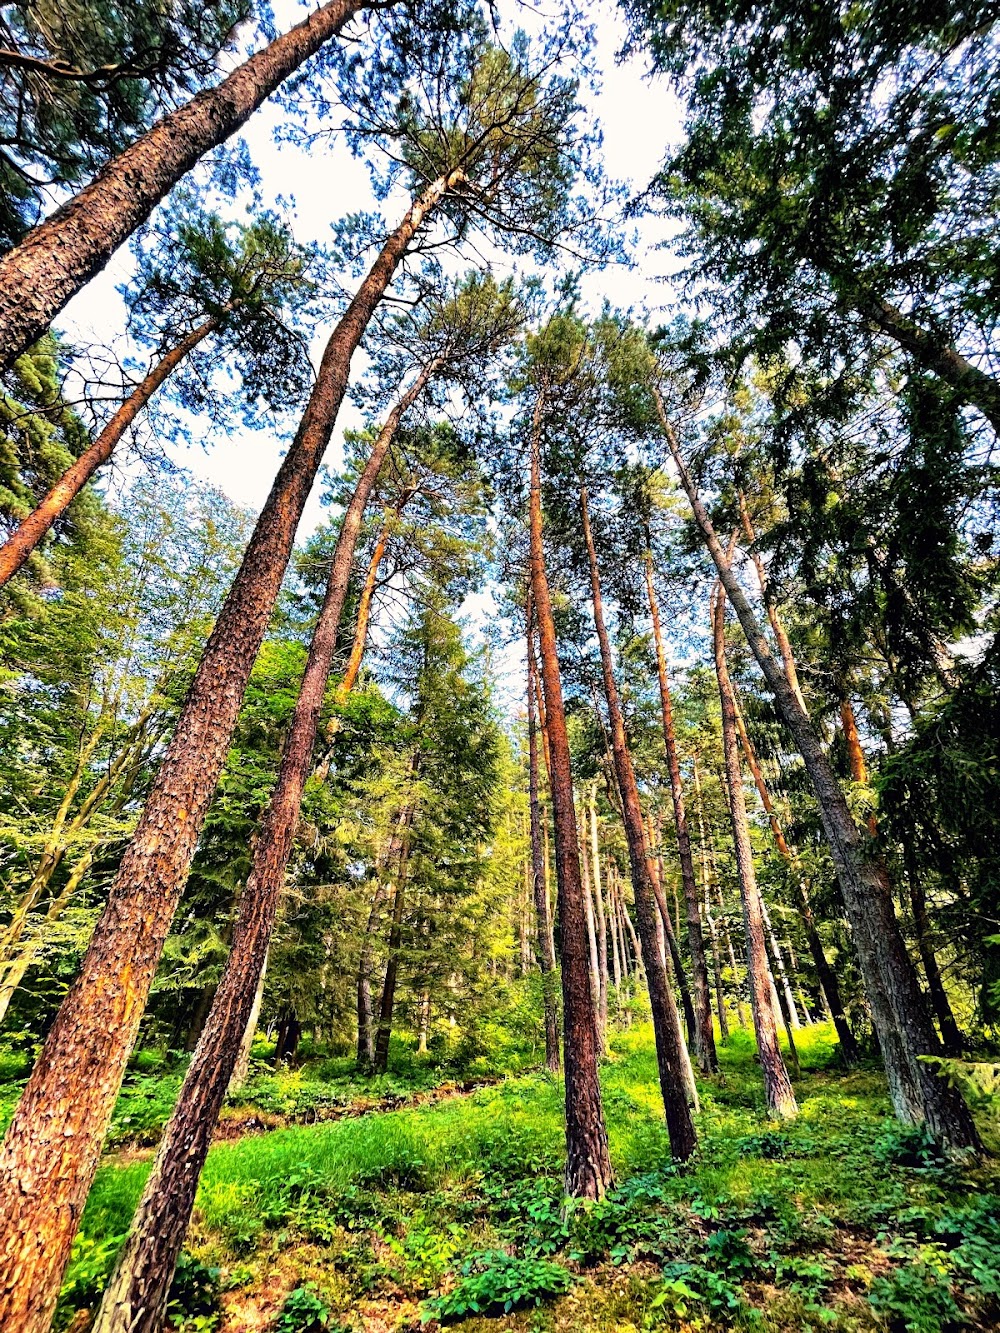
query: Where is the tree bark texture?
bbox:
[0,175,457,1333]
[588,789,609,1045]
[93,356,438,1333]
[660,396,980,1151]
[644,549,717,1073]
[527,608,560,1074]
[731,695,860,1064]
[528,389,613,1199]
[0,0,377,370]
[579,486,696,1159]
[712,581,798,1119]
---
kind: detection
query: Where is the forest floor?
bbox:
[4,1025,998,1333]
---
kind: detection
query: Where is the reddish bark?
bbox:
[0,0,380,370]
[0,174,458,1333]
[528,389,613,1198]
[580,487,696,1158]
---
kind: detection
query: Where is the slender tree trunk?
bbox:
[588,789,609,1044]
[649,846,697,1047]
[95,349,439,1332]
[731,694,860,1064]
[528,388,613,1199]
[358,799,415,1068]
[228,953,267,1094]
[0,316,221,587]
[712,581,798,1118]
[0,178,459,1333]
[527,610,560,1073]
[702,871,729,1044]
[579,809,603,1046]
[339,514,393,699]
[608,868,623,996]
[660,400,980,1150]
[579,486,696,1158]
[0,0,379,370]
[761,897,801,1030]
[645,549,718,1073]
[905,846,963,1056]
[373,840,413,1076]
[0,850,94,1027]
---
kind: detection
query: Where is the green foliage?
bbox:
[165,1253,222,1332]
[274,1285,334,1333]
[420,1250,572,1321]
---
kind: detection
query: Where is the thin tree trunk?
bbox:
[608,868,623,995]
[0,0,377,371]
[579,486,696,1158]
[528,387,613,1199]
[338,514,392,699]
[358,799,415,1068]
[0,315,221,587]
[579,808,603,1046]
[649,840,697,1047]
[660,399,979,1150]
[761,897,801,1030]
[589,788,609,1044]
[712,580,798,1118]
[905,846,963,1056]
[0,176,460,1333]
[702,870,729,1044]
[644,548,718,1073]
[0,849,94,1027]
[373,837,414,1076]
[228,952,267,1094]
[527,610,560,1073]
[731,694,860,1064]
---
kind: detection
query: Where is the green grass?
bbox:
[34,1024,1000,1330]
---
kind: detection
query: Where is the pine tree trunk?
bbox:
[731,692,860,1063]
[646,826,698,1047]
[527,611,560,1074]
[0,177,458,1333]
[588,790,609,1044]
[373,832,414,1077]
[0,316,220,587]
[761,898,801,1030]
[905,847,963,1056]
[95,337,436,1332]
[528,387,613,1199]
[702,872,730,1043]
[712,581,798,1118]
[0,0,376,371]
[357,800,414,1068]
[579,809,603,1048]
[645,550,718,1073]
[579,486,696,1159]
[339,515,393,699]
[661,401,980,1150]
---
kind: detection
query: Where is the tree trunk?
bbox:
[661,399,980,1150]
[527,612,560,1074]
[579,486,696,1159]
[853,291,1000,437]
[228,953,267,1094]
[905,846,963,1056]
[588,789,609,1045]
[731,693,860,1064]
[0,316,220,588]
[702,870,729,1044]
[358,799,415,1068]
[645,549,718,1073]
[339,513,393,699]
[0,0,377,371]
[578,808,603,1048]
[712,581,798,1118]
[373,845,413,1076]
[761,897,801,1030]
[528,387,613,1199]
[95,343,440,1332]
[0,177,459,1333]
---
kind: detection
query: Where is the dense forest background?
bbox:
[0,1,998,1331]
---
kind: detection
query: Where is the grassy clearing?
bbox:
[30,1024,1000,1331]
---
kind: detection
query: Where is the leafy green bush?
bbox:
[421,1251,572,1321]
[274,1284,334,1332]
[868,1260,962,1332]
[165,1253,222,1331]
[873,1122,946,1171]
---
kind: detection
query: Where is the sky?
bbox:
[55,0,688,711]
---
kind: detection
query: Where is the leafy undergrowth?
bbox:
[0,1039,527,1153]
[48,1024,1000,1332]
